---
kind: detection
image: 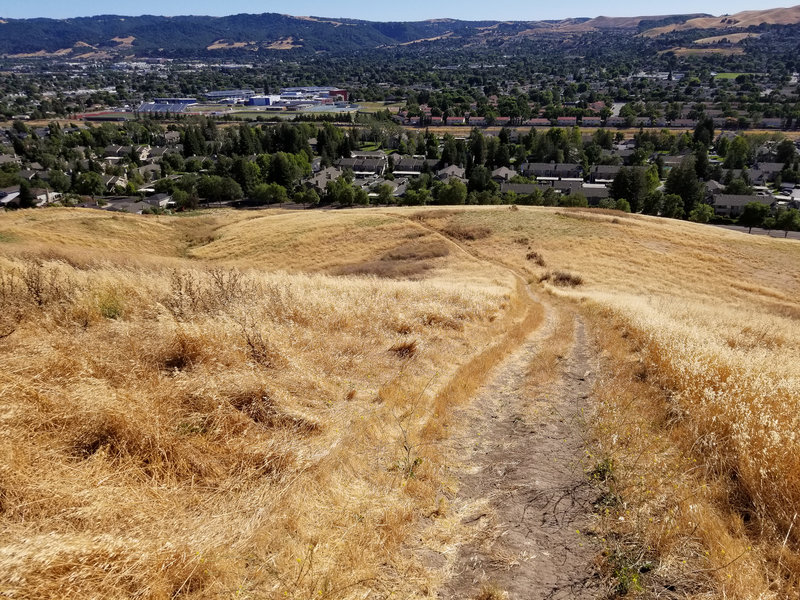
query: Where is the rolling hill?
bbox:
[7,8,797,58]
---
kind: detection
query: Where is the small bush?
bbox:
[540,270,583,287]
[389,339,418,359]
[526,250,546,266]
[96,287,125,319]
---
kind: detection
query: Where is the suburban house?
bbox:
[526,118,551,128]
[392,157,439,176]
[520,162,582,179]
[712,194,775,217]
[491,166,518,182]
[436,165,466,181]
[336,157,387,177]
[0,186,20,207]
[306,166,343,191]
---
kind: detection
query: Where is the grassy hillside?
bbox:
[1,206,799,597]
[0,11,708,57]
[412,207,800,596]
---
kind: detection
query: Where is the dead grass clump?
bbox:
[160,330,208,372]
[331,240,449,280]
[232,317,285,368]
[442,223,492,241]
[70,409,134,459]
[333,260,433,279]
[381,240,450,262]
[540,270,583,287]
[228,390,319,434]
[64,406,214,481]
[411,209,459,221]
[474,583,507,599]
[526,250,546,266]
[421,312,464,331]
[4,260,75,309]
[389,338,418,359]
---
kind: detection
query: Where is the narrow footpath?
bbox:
[437,304,603,599]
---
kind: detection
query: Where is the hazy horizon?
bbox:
[2,1,790,22]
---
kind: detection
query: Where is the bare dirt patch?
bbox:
[437,304,603,599]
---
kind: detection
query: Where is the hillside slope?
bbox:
[642,4,800,36]
[0,10,721,57]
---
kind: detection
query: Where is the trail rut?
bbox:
[437,301,603,599]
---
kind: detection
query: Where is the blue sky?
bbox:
[1,0,775,21]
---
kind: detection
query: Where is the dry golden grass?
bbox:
[5,204,800,598]
[0,208,522,599]
[410,205,800,598]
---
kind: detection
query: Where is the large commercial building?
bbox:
[204,89,255,102]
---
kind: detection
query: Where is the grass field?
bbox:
[1,206,800,598]
[714,72,752,79]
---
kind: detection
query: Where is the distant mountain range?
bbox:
[1,5,799,59]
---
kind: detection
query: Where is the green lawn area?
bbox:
[714,72,750,79]
[358,101,404,114]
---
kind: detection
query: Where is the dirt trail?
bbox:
[437,301,603,599]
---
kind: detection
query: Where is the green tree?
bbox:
[437,179,467,205]
[724,178,753,195]
[665,156,704,217]
[197,175,243,203]
[268,152,303,189]
[172,189,197,211]
[559,193,588,207]
[661,194,685,219]
[17,180,35,208]
[468,165,497,193]
[326,176,355,206]
[693,116,715,147]
[74,171,105,196]
[251,183,288,205]
[723,136,750,169]
[688,203,714,223]
[738,202,770,233]
[298,187,320,207]
[642,191,663,215]
[231,158,261,197]
[354,187,369,205]
[776,139,797,165]
[776,207,800,238]
[375,184,394,205]
[48,170,71,193]
[610,167,649,212]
